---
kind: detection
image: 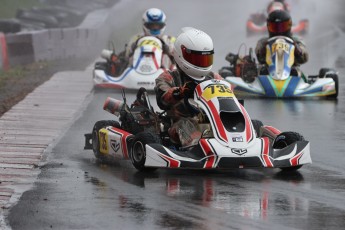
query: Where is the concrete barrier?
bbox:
[4,33,34,66]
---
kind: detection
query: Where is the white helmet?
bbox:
[142,8,166,37]
[173,27,214,80]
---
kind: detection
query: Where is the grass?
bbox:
[0,62,47,87]
[0,67,24,88]
[0,0,45,19]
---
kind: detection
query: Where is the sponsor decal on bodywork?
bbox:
[231,148,247,155]
[232,136,243,142]
[108,127,132,159]
[110,140,120,153]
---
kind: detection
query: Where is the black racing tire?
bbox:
[16,9,59,28]
[92,120,120,162]
[130,132,161,172]
[0,19,21,33]
[251,119,264,137]
[273,132,305,171]
[318,68,335,78]
[218,67,233,78]
[326,74,339,99]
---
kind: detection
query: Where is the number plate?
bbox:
[202,84,234,101]
[272,42,290,53]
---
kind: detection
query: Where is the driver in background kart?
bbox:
[108,8,176,76]
[255,10,309,77]
[125,8,175,66]
[155,27,222,147]
[267,0,290,13]
[250,0,289,25]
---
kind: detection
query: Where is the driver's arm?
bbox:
[154,70,182,110]
[293,39,309,65]
[255,37,269,64]
[125,35,141,59]
[161,35,176,56]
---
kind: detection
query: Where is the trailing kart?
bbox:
[84,79,311,172]
[93,36,175,90]
[219,36,339,98]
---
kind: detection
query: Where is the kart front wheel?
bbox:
[92,120,120,162]
[130,132,161,172]
[251,119,264,137]
[273,132,305,171]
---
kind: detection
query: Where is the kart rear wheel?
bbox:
[273,132,305,171]
[92,120,120,162]
[251,119,263,137]
[318,68,336,78]
[326,74,339,99]
[218,67,233,78]
[130,132,161,172]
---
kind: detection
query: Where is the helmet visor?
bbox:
[144,22,165,30]
[181,45,214,68]
[267,19,292,34]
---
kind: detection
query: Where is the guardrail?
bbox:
[0,2,119,70]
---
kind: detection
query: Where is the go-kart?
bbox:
[84,79,311,172]
[93,36,175,90]
[219,36,339,98]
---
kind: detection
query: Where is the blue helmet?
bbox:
[142,8,166,36]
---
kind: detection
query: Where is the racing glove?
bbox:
[181,81,197,98]
[172,87,184,100]
[172,81,197,100]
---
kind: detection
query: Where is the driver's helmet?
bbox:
[267,10,292,37]
[142,8,166,37]
[267,2,285,14]
[173,27,214,81]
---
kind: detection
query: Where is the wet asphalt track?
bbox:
[7,0,345,229]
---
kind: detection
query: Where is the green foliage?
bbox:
[0,0,45,19]
[0,62,49,88]
[0,66,25,87]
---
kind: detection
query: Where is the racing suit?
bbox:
[155,68,222,147]
[124,33,176,67]
[255,35,309,77]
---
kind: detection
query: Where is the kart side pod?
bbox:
[103,97,124,116]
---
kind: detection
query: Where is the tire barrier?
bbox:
[0,19,21,34]
[0,1,119,70]
[0,0,117,69]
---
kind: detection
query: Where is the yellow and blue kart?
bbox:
[221,36,338,98]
